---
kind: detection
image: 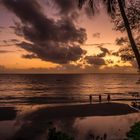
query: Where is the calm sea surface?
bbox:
[0,74,140,105]
[0,74,140,140]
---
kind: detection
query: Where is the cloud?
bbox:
[52,0,95,20]
[0,26,4,28]
[97,46,110,57]
[111,47,135,61]
[2,0,87,64]
[0,26,4,32]
[0,50,13,53]
[20,42,86,64]
[84,44,111,58]
[1,39,20,44]
[85,56,106,65]
[114,36,140,62]
[93,32,100,38]
[0,64,138,74]
[115,37,128,46]
[84,42,112,46]
[106,59,114,64]
[0,26,4,29]
[22,53,38,59]
[0,39,21,47]
[52,0,78,19]
[100,65,138,73]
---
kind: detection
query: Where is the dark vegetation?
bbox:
[127,121,140,140]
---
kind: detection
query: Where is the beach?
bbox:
[26,102,138,120]
[1,0,140,139]
[0,74,140,140]
[2,102,138,140]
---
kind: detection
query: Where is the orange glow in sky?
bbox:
[0,1,138,73]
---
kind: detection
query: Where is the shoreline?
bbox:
[25,102,138,120]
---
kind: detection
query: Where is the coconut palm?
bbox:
[78,0,140,71]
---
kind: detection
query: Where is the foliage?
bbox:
[127,121,140,140]
[78,0,126,17]
[78,0,140,64]
[114,36,140,61]
[113,0,140,32]
[48,128,74,140]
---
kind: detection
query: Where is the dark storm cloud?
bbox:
[52,0,92,20]
[53,0,77,15]
[2,0,87,64]
[20,42,86,64]
[85,56,106,65]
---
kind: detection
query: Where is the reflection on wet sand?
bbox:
[74,113,140,140]
[0,107,17,140]
[7,103,139,140]
[24,103,137,120]
[0,74,140,139]
[0,107,17,121]
[136,77,140,84]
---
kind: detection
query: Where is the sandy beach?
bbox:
[1,0,140,138]
[0,102,139,140]
[26,102,138,120]
[0,107,17,121]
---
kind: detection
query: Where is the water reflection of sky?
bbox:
[73,113,140,140]
[0,74,140,139]
[0,120,20,140]
[0,74,140,105]
[0,105,140,140]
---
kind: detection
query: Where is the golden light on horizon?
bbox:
[0,0,138,73]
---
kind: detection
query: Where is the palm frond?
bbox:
[78,0,97,15]
[78,0,126,17]
[103,0,117,16]
[88,0,96,14]
[78,0,87,9]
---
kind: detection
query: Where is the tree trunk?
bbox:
[118,0,140,71]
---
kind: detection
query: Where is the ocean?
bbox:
[0,73,140,105]
[0,74,140,140]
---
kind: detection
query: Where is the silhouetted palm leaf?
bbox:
[79,0,97,14]
[78,0,140,70]
[78,0,126,16]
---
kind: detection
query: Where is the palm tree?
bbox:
[78,0,140,71]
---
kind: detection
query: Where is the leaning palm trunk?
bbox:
[78,0,140,71]
[118,0,140,70]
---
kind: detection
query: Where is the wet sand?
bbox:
[1,103,138,140]
[0,107,17,121]
[26,102,138,120]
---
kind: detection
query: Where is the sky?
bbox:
[0,0,138,73]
